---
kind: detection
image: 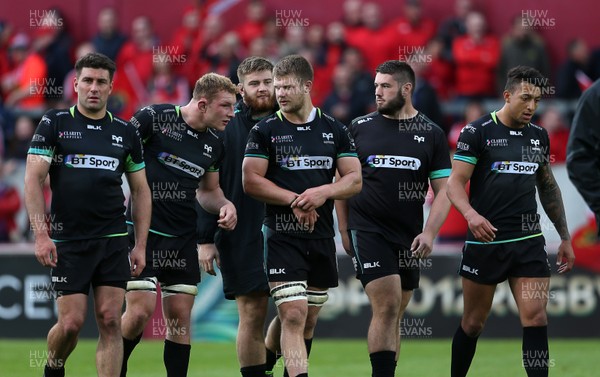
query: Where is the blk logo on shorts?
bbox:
[462,265,478,275]
[270,268,286,274]
[363,261,381,269]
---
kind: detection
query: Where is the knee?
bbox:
[461,317,485,337]
[371,299,401,323]
[97,308,122,332]
[522,310,548,327]
[59,315,85,337]
[238,301,267,328]
[279,305,307,330]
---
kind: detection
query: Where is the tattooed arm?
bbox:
[535,164,575,273]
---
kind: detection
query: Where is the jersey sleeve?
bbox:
[28,111,57,163]
[207,141,225,172]
[244,123,270,159]
[541,128,551,167]
[129,106,155,143]
[453,124,482,165]
[125,124,145,173]
[335,122,358,159]
[429,128,452,180]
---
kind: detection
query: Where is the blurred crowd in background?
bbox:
[0,0,594,243]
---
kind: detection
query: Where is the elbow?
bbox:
[351,174,362,196]
[242,173,258,198]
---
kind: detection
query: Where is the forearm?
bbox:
[539,186,570,241]
[244,174,297,206]
[24,175,50,239]
[323,171,361,200]
[197,187,232,214]
[335,199,349,232]
[423,188,452,237]
[131,186,151,248]
[447,178,474,218]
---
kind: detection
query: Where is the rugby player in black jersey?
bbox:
[196,57,283,377]
[448,66,575,377]
[119,73,238,377]
[243,55,362,377]
[25,52,152,377]
[335,60,452,377]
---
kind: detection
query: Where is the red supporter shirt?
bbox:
[345,26,396,72]
[452,35,500,97]
[389,17,436,52]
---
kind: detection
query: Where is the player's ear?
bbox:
[503,90,511,102]
[402,82,412,97]
[237,83,244,97]
[304,80,312,93]
[197,98,208,112]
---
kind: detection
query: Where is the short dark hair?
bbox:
[376,60,416,91]
[192,72,237,101]
[504,66,547,93]
[75,52,116,81]
[273,54,313,83]
[237,56,274,82]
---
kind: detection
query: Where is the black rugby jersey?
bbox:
[348,112,451,247]
[245,108,357,239]
[128,104,224,237]
[196,100,268,249]
[453,111,550,243]
[28,106,145,241]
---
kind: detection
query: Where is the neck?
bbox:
[281,100,314,124]
[382,104,418,120]
[77,104,106,120]
[495,107,525,129]
[180,102,208,132]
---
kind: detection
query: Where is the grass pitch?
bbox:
[1,338,596,376]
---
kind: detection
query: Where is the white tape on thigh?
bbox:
[270,282,307,306]
[160,284,199,297]
[126,277,158,292]
[307,290,329,306]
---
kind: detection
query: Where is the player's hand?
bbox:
[198,243,220,276]
[556,239,575,274]
[217,202,237,231]
[292,206,319,233]
[129,244,146,277]
[465,209,497,243]
[411,232,434,258]
[292,186,329,212]
[34,234,57,268]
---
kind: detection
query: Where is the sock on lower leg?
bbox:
[451,325,479,377]
[43,364,65,377]
[120,332,143,377]
[164,339,191,377]
[369,351,396,377]
[522,326,549,377]
[241,364,268,377]
[265,347,280,372]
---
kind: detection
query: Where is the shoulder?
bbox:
[462,113,494,134]
[350,111,378,128]
[528,122,548,137]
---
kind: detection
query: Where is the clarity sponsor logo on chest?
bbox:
[367,155,421,170]
[486,138,508,147]
[491,161,538,174]
[64,154,119,171]
[59,131,83,140]
[271,135,294,143]
[158,152,205,178]
[279,156,333,170]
